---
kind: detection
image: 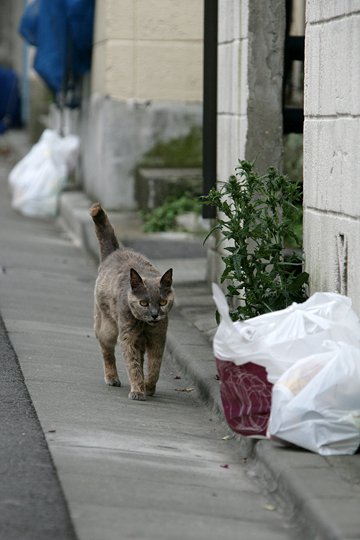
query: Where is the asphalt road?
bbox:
[0,314,77,540]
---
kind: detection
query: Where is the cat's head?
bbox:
[127,268,174,324]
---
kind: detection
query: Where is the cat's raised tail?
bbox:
[90,203,120,262]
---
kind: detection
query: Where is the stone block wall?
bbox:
[92,0,203,101]
[217,0,249,182]
[80,0,203,210]
[208,0,285,283]
[303,1,360,313]
[217,0,284,183]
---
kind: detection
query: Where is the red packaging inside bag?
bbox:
[216,358,273,437]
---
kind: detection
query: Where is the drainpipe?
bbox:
[202,0,218,219]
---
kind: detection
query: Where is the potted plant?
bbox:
[202,160,309,321]
[202,161,309,437]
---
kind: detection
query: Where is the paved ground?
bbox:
[0,314,77,540]
[0,132,298,540]
[1,130,360,540]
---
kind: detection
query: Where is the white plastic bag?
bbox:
[9,129,79,218]
[212,284,360,383]
[268,341,360,455]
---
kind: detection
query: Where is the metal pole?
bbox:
[202,0,218,219]
[21,0,30,124]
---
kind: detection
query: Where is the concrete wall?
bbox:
[208,0,285,282]
[217,0,248,183]
[79,97,202,210]
[0,0,23,73]
[81,0,203,209]
[217,0,284,183]
[0,0,50,140]
[303,1,360,314]
[92,0,203,102]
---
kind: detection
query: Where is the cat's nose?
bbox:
[151,313,158,320]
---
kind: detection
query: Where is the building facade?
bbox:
[215,0,360,316]
[3,0,359,314]
[208,0,286,282]
[80,0,204,210]
[303,1,360,314]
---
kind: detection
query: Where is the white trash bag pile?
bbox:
[213,285,360,456]
[9,129,79,218]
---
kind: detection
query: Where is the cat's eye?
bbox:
[140,300,149,307]
[159,299,167,306]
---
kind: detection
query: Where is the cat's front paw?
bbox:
[145,383,156,396]
[105,376,121,387]
[128,391,146,401]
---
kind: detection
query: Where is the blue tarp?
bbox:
[19,0,95,94]
[18,0,39,46]
[0,67,22,134]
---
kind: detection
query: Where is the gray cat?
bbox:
[90,203,174,400]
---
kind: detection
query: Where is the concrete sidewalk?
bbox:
[0,133,295,540]
[1,130,360,540]
[59,191,360,540]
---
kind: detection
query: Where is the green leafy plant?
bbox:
[140,127,202,168]
[202,160,309,321]
[142,194,201,232]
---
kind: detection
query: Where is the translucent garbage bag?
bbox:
[268,341,360,455]
[212,284,360,384]
[212,284,360,438]
[8,129,79,218]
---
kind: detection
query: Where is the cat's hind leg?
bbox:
[95,306,121,387]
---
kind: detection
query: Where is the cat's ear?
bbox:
[160,268,173,290]
[130,268,145,291]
